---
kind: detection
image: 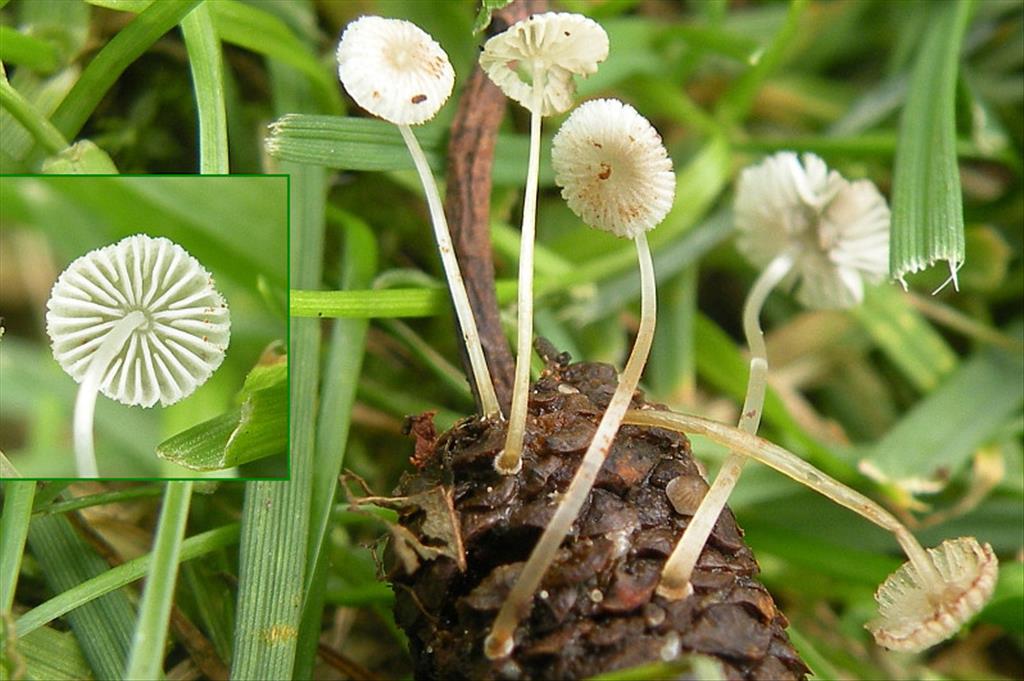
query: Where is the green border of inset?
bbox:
[0,172,291,482]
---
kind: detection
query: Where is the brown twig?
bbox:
[317,641,387,681]
[444,0,547,414]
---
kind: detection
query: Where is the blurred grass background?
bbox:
[0,0,1021,679]
[0,175,287,477]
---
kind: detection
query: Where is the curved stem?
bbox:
[659,249,794,593]
[658,250,796,598]
[486,234,657,659]
[0,75,69,156]
[741,251,798,392]
[624,409,944,593]
[74,311,146,477]
[495,66,545,475]
[398,124,500,418]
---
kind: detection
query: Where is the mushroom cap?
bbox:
[551,98,675,239]
[734,151,890,310]
[480,12,609,116]
[46,234,231,408]
[867,537,998,652]
[336,15,455,126]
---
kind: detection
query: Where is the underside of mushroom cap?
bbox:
[337,15,455,126]
[867,537,998,652]
[46,234,230,408]
[480,12,609,116]
[734,151,890,310]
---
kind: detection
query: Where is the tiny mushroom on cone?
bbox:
[336,15,500,418]
[483,12,610,475]
[46,234,230,476]
[485,98,674,660]
[658,150,892,600]
[868,537,998,652]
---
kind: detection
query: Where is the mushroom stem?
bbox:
[658,250,796,598]
[73,310,146,476]
[397,124,501,419]
[495,65,545,475]
[623,408,948,597]
[485,233,657,659]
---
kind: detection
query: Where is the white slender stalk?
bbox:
[74,310,146,476]
[495,66,545,475]
[624,409,946,594]
[658,251,796,599]
[398,124,500,418]
[485,234,657,659]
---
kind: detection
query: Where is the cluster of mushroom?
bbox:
[332,10,998,663]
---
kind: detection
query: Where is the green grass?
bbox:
[1,0,1021,679]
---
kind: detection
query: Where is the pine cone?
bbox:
[391,345,808,680]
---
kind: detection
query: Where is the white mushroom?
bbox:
[550,98,675,239]
[622,407,998,654]
[337,16,500,418]
[734,151,890,311]
[479,12,609,117]
[336,15,454,126]
[46,234,230,476]
[868,537,998,651]
[485,99,674,660]
[484,13,609,475]
[658,151,891,599]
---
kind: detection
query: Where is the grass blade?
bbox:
[33,485,164,517]
[307,218,377,575]
[294,215,378,677]
[890,0,973,286]
[209,0,341,114]
[15,626,93,681]
[230,168,323,679]
[851,286,959,392]
[230,17,328,670]
[23,514,136,678]
[291,286,448,319]
[124,482,193,679]
[181,1,229,173]
[0,66,78,169]
[0,73,69,156]
[41,139,119,173]
[0,26,60,73]
[648,267,698,404]
[0,482,36,612]
[379,319,475,404]
[265,113,551,186]
[16,524,239,638]
[715,0,810,124]
[859,340,1024,504]
[86,0,342,113]
[230,160,323,676]
[265,114,443,171]
[156,363,287,472]
[45,0,204,146]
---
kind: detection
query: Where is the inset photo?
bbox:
[0,175,288,479]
